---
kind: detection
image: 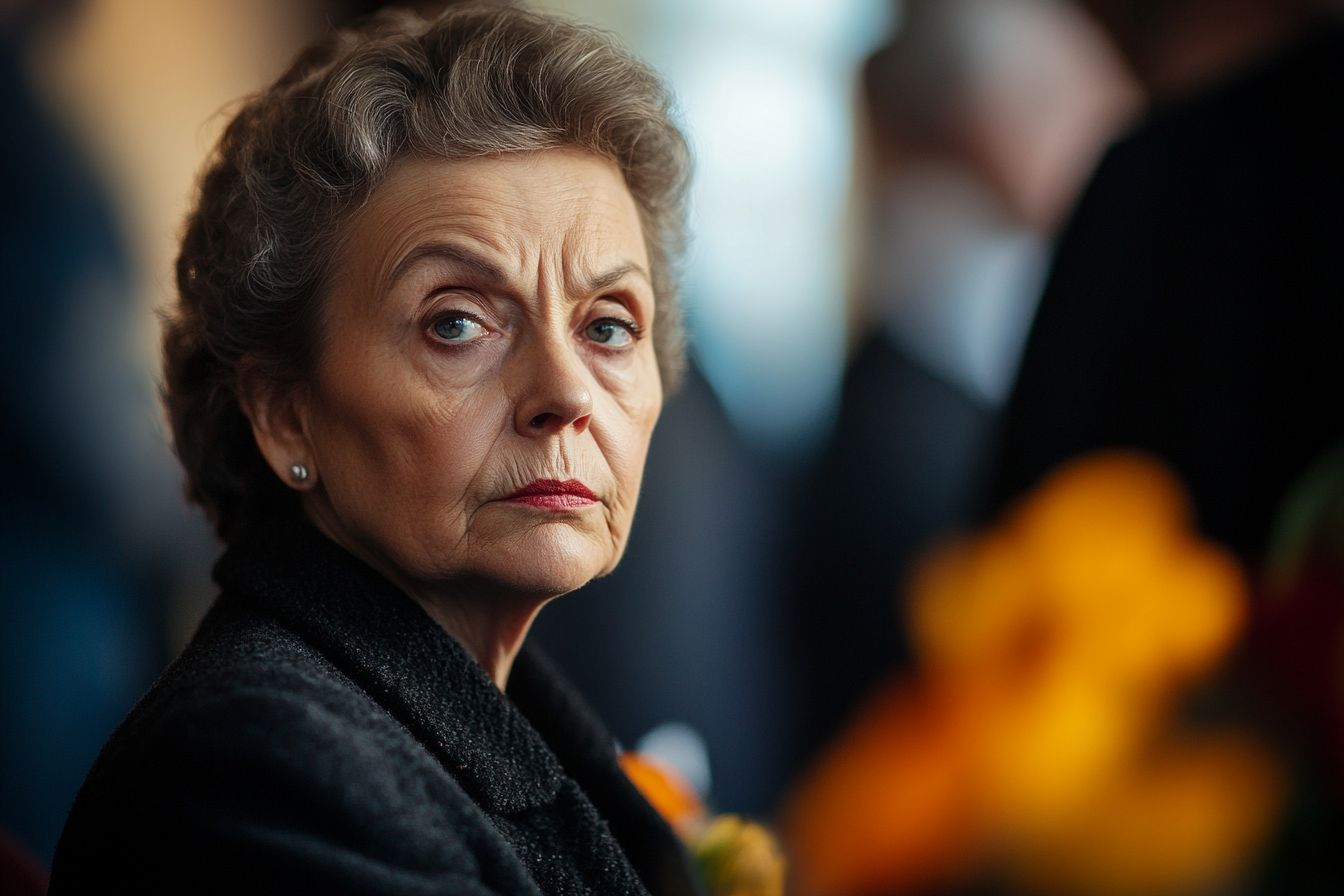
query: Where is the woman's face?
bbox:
[292,150,662,598]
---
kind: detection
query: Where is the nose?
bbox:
[511,332,594,438]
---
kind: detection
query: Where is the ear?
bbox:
[237,363,318,491]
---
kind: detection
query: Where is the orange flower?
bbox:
[781,680,981,896]
[782,451,1283,896]
[1012,735,1284,896]
[908,453,1250,834]
[911,453,1245,705]
[619,750,707,839]
[622,751,785,896]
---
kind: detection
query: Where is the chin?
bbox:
[473,525,617,597]
[478,561,604,599]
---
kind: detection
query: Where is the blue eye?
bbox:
[584,318,636,347]
[433,314,486,342]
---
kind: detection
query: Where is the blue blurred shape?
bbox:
[644,0,893,455]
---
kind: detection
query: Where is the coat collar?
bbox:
[213,517,565,815]
[507,647,705,896]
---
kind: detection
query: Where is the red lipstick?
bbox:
[504,479,598,510]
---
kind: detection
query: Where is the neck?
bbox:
[302,500,550,690]
[405,584,548,690]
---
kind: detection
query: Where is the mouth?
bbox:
[503,478,599,511]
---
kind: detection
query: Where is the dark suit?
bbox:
[49,519,700,896]
[991,22,1344,560]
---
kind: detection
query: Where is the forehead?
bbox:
[339,150,649,288]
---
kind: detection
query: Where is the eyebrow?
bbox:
[587,262,651,294]
[388,242,506,288]
[389,241,651,296]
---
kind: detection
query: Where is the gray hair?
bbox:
[163,2,691,542]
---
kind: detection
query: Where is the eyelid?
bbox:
[589,292,645,329]
[423,287,497,327]
[429,306,488,327]
[588,307,642,333]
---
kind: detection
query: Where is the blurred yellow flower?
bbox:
[782,451,1283,896]
[695,815,788,896]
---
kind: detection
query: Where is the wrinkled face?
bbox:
[298,150,662,597]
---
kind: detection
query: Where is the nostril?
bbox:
[529,412,551,429]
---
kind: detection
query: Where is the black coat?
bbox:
[49,519,702,896]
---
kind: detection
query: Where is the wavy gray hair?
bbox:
[162,2,691,542]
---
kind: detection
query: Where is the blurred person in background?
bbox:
[1080,0,1321,98]
[994,0,1341,580]
[0,0,200,872]
[785,0,1139,768]
[990,0,1344,886]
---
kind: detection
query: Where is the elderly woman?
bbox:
[49,5,697,895]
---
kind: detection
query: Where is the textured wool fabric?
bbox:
[49,518,702,896]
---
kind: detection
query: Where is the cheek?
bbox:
[310,356,510,509]
[411,385,512,494]
[593,367,662,514]
[591,341,662,415]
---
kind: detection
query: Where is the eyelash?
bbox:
[593,316,643,339]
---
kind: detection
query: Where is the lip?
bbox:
[504,478,599,510]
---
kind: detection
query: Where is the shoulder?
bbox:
[51,594,540,896]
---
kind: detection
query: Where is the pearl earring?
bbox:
[289,463,309,483]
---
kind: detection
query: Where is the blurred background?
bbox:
[3,0,1343,892]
